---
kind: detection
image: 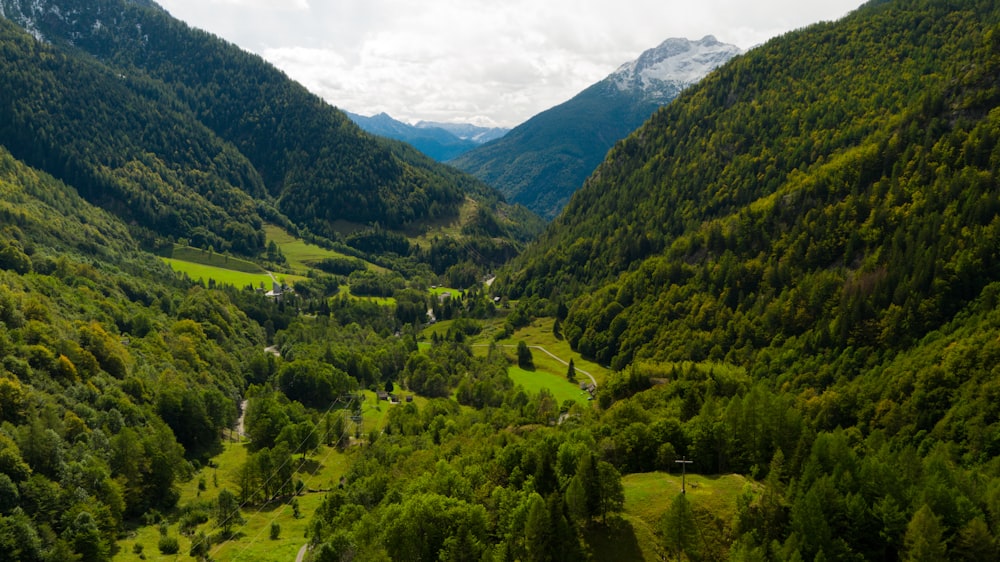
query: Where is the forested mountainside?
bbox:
[451,36,740,220]
[451,79,666,220]
[0,144,273,558]
[480,0,1000,557]
[507,0,1000,367]
[0,0,541,266]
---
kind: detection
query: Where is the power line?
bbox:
[193,393,357,558]
[228,406,357,561]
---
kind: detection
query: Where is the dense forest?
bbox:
[3,0,1000,560]
[496,0,1000,558]
[507,0,1000,367]
[0,146,266,558]
[0,0,542,276]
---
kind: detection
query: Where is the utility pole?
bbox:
[675,456,693,494]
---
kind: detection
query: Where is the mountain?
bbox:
[414,120,509,144]
[345,111,508,162]
[508,0,1000,446]
[493,1,1000,555]
[508,0,1000,367]
[0,0,540,272]
[451,35,741,219]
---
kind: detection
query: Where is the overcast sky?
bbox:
[154,0,865,127]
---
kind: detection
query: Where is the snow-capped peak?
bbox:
[610,35,742,102]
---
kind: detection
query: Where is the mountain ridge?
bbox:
[415,120,509,144]
[345,111,508,162]
[610,35,742,102]
[505,0,1000,371]
[450,35,741,219]
[0,0,541,272]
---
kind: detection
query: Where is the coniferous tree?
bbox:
[952,517,997,562]
[663,492,698,561]
[524,493,551,562]
[903,504,947,562]
[517,340,534,370]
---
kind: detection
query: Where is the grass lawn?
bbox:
[162,257,274,289]
[428,286,462,298]
[336,284,396,306]
[508,366,590,405]
[421,319,455,340]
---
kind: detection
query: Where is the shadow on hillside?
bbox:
[587,515,645,562]
[296,459,324,475]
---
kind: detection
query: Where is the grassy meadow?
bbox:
[169,246,266,273]
[161,257,275,290]
[264,224,384,274]
[490,316,611,385]
[114,438,350,562]
[583,472,755,561]
[507,366,590,405]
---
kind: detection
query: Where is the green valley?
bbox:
[3,0,1000,561]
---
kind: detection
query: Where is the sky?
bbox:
[154,0,866,128]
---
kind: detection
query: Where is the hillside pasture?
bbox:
[508,365,590,405]
[161,257,274,290]
[264,224,385,274]
[584,472,755,561]
[168,245,266,273]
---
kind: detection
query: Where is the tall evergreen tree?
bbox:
[524,493,551,562]
[903,504,947,562]
[662,492,698,561]
[517,341,534,370]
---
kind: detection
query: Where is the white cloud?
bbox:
[155,0,865,126]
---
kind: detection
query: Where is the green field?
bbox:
[264,224,384,274]
[162,257,275,289]
[169,245,266,273]
[584,472,754,561]
[336,284,396,306]
[508,366,590,405]
[489,317,610,385]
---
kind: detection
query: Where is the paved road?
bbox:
[473,344,597,387]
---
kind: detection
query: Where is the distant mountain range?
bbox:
[451,35,742,219]
[347,112,509,162]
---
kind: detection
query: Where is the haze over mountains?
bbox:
[451,35,742,219]
[4,1,1000,561]
[346,111,509,162]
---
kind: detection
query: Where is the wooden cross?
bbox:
[675,456,693,494]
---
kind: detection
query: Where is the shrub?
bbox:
[158,535,179,555]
